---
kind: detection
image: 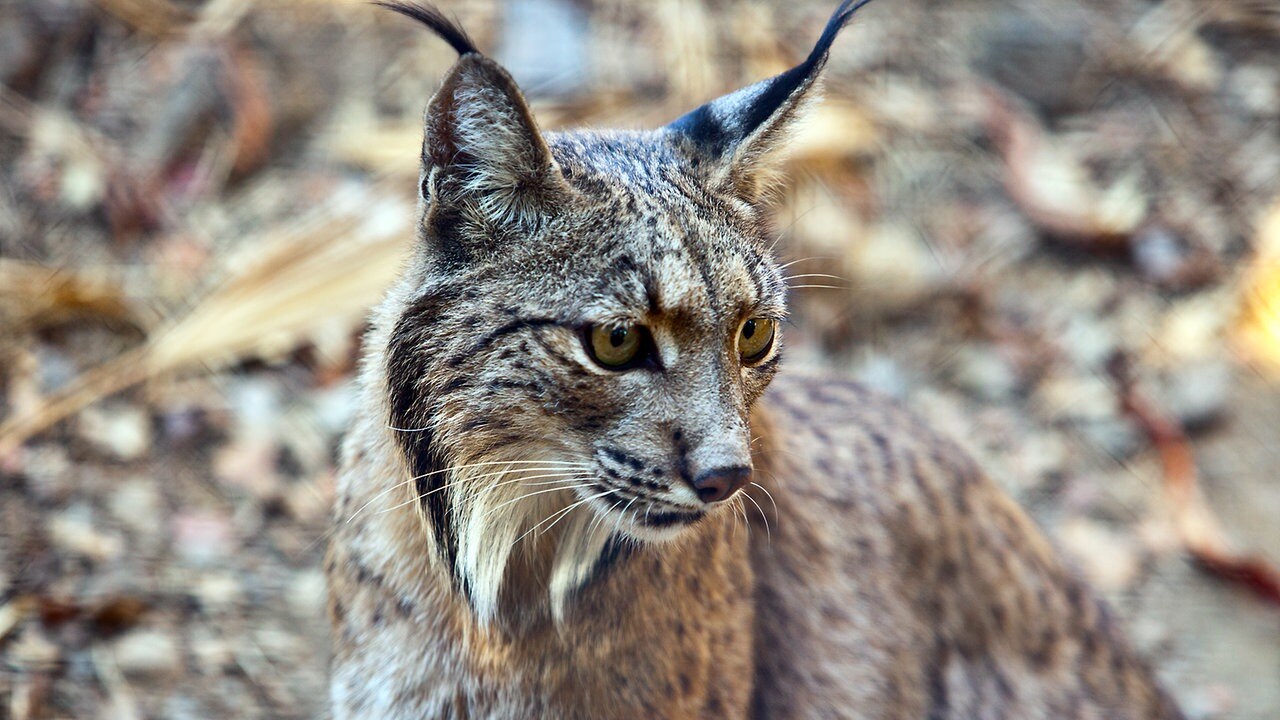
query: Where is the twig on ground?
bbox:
[1107,353,1280,606]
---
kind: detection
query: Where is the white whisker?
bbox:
[768,206,820,252]
[516,486,619,546]
[748,481,779,524]
[777,255,834,270]
[617,495,639,535]
[741,489,771,544]
[383,476,594,520]
[734,496,750,540]
[784,273,846,281]
[475,482,597,523]
[345,465,592,525]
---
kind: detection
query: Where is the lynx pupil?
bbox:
[738,318,775,363]
[587,324,643,368]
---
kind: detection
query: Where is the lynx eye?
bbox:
[737,318,776,365]
[585,324,644,369]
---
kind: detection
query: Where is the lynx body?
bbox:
[326,3,1183,718]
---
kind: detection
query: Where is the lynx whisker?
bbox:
[518,487,621,546]
[741,488,771,544]
[617,495,640,533]
[380,468,593,519]
[385,477,596,520]
[345,464,591,524]
[748,481,779,524]
[585,500,608,539]
[777,255,836,271]
[448,471,600,507]
[585,489,627,542]
[727,496,743,540]
[784,273,846,282]
[767,205,821,252]
[403,459,592,488]
[732,495,751,541]
[474,481,599,524]
[546,488,623,537]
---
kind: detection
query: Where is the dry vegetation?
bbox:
[1,0,1279,717]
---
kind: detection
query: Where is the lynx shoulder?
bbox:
[325,2,1184,717]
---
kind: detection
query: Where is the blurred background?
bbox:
[1,0,1279,717]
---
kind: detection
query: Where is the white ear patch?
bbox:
[450,80,551,228]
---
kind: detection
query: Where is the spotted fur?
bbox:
[326,2,1184,717]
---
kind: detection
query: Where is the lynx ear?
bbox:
[378,2,567,252]
[667,0,872,202]
[421,56,566,226]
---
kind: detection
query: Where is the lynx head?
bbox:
[374,1,869,624]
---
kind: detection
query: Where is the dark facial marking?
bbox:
[641,509,704,527]
[386,293,459,580]
[447,316,559,367]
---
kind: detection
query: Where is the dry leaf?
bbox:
[985,87,1148,245]
[0,185,414,454]
[0,260,136,331]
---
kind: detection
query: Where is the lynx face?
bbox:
[375,1,858,622]
[394,132,786,537]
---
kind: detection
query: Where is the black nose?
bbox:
[692,466,751,504]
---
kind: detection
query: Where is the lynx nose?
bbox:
[692,466,751,504]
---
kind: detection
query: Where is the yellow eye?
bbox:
[738,318,776,364]
[587,324,644,369]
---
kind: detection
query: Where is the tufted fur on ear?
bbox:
[667,0,874,202]
[377,2,569,253]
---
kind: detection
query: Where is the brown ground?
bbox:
[1,0,1279,718]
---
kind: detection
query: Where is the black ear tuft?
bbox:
[383,2,569,247]
[374,1,479,56]
[667,0,875,199]
[806,0,876,72]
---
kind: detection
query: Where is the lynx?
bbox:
[325,2,1185,717]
